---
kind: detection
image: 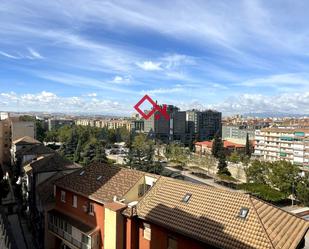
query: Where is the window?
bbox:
[89,203,94,216]
[167,236,178,249]
[82,234,90,245]
[143,223,151,240]
[238,207,249,219]
[72,195,77,208]
[182,193,192,203]
[53,185,56,197]
[60,190,66,203]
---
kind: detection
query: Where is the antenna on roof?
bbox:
[79,171,85,176]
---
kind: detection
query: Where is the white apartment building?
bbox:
[254,128,309,170]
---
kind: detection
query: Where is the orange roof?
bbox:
[195,140,244,149]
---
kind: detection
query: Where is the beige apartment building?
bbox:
[0,115,36,165]
[254,128,309,171]
[76,118,132,130]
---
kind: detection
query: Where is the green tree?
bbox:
[93,141,108,163]
[81,138,97,165]
[125,133,160,174]
[60,128,78,161]
[73,139,82,162]
[212,132,223,158]
[245,160,269,184]
[217,151,231,176]
[245,133,251,158]
[229,151,240,163]
[296,173,309,206]
[268,161,299,196]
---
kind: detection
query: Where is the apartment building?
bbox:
[0,115,36,165]
[254,128,309,170]
[47,163,308,249]
[222,125,255,142]
[47,164,157,249]
[76,119,132,131]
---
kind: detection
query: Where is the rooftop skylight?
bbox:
[182,193,192,203]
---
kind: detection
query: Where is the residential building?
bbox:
[125,176,308,249]
[254,128,309,171]
[47,164,309,249]
[10,136,41,165]
[195,140,245,155]
[0,116,36,166]
[131,120,144,132]
[47,163,157,249]
[48,118,74,131]
[222,125,255,142]
[23,153,82,248]
[76,118,132,131]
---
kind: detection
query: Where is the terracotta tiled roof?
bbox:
[13,136,41,145]
[55,163,145,204]
[16,144,55,157]
[24,153,81,174]
[36,171,67,205]
[195,140,245,149]
[136,177,309,249]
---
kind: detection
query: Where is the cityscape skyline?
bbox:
[1,0,309,115]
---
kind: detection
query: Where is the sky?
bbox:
[1,0,309,116]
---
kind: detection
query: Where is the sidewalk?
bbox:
[165,166,244,192]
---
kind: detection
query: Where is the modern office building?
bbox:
[254,128,309,170]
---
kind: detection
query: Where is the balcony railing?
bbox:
[48,222,91,249]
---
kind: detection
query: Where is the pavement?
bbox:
[7,214,27,249]
[165,166,244,192]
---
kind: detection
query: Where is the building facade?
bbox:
[254,128,309,170]
[222,125,255,141]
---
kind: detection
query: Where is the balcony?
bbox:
[48,209,99,249]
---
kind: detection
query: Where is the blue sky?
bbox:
[1,0,309,115]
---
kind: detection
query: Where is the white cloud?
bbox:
[112,75,132,84]
[0,91,132,114]
[86,93,97,97]
[27,47,43,59]
[136,61,162,71]
[0,51,20,59]
[240,73,309,87]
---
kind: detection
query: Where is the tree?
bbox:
[229,151,240,163]
[245,160,269,184]
[124,133,160,174]
[73,139,82,162]
[212,132,223,158]
[60,128,78,161]
[217,151,231,176]
[268,161,299,196]
[81,138,97,165]
[92,141,108,164]
[245,133,251,158]
[296,173,309,206]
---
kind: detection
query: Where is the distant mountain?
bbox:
[243,112,309,118]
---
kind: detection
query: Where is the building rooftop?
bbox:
[55,163,145,204]
[195,140,245,149]
[16,143,55,157]
[37,171,67,205]
[24,153,81,174]
[136,177,309,249]
[260,127,309,133]
[13,136,41,145]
